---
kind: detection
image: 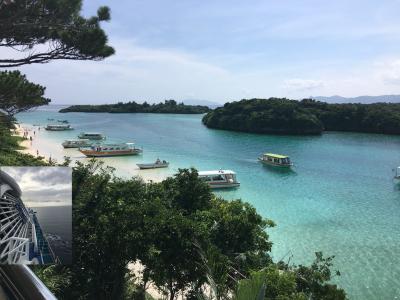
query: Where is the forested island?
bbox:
[59,99,211,114]
[202,98,400,135]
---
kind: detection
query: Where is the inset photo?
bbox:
[0,167,72,265]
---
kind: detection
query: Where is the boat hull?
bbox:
[45,128,73,131]
[258,158,292,168]
[62,144,90,149]
[137,163,169,169]
[207,182,240,189]
[79,149,142,157]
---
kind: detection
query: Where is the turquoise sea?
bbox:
[18,106,400,299]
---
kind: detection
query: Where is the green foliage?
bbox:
[235,270,268,300]
[68,162,275,299]
[59,99,211,114]
[202,98,400,135]
[162,168,212,213]
[0,0,114,67]
[30,265,72,298]
[0,71,50,118]
[0,116,48,166]
[234,253,346,300]
[71,160,145,299]
[293,252,346,300]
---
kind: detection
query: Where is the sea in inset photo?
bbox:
[0,167,72,264]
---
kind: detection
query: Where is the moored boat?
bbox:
[78,132,105,140]
[79,143,142,157]
[45,124,73,131]
[394,167,400,180]
[258,153,293,167]
[198,170,240,189]
[137,159,169,169]
[57,119,69,124]
[62,139,92,148]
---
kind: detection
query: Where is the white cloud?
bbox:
[1,38,237,104]
[283,79,325,91]
[375,59,400,85]
[1,167,72,206]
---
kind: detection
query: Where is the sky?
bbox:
[5,0,400,104]
[1,167,72,207]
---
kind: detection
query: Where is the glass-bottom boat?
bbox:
[45,124,73,131]
[137,158,169,169]
[258,153,293,167]
[78,132,105,140]
[0,170,56,265]
[79,143,142,157]
[198,170,240,189]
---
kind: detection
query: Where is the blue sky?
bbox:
[8,0,400,104]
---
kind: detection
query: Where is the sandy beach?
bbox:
[13,124,49,162]
[13,123,170,182]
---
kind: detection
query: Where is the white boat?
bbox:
[79,143,142,157]
[78,132,105,140]
[137,159,169,169]
[258,153,293,168]
[45,124,73,131]
[62,139,92,148]
[198,170,240,189]
[394,167,400,180]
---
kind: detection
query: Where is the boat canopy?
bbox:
[87,143,135,149]
[80,132,103,136]
[47,124,70,128]
[199,170,236,176]
[263,153,289,159]
[65,139,90,142]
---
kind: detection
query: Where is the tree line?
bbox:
[202,98,400,135]
[59,100,211,114]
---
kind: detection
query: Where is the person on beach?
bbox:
[36,150,39,156]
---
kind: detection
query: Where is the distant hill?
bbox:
[182,99,221,108]
[313,95,400,104]
[59,100,211,114]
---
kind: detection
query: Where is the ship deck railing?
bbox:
[0,237,30,264]
[0,192,32,264]
[31,214,56,264]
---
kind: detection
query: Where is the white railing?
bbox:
[0,191,33,264]
[0,237,30,264]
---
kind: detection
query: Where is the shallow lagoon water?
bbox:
[18,106,400,299]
